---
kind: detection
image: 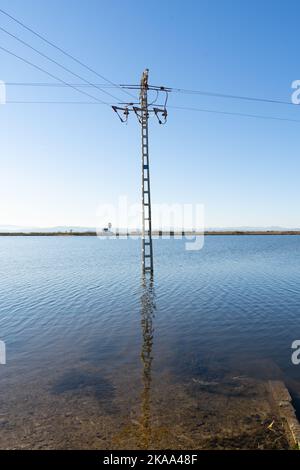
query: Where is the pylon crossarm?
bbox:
[112,105,129,123]
[153,107,168,125]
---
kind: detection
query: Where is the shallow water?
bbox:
[0,236,299,448]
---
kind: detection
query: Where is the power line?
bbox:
[170,87,293,106]
[5,99,300,124]
[0,7,136,100]
[5,82,119,88]
[0,8,295,111]
[6,100,109,104]
[0,45,110,105]
[4,81,296,108]
[0,25,124,103]
[169,105,300,123]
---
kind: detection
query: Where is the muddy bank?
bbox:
[0,363,292,450]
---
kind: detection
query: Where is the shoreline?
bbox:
[1,231,300,237]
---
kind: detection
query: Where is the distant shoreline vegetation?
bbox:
[1,231,300,236]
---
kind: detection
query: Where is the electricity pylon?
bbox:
[112,70,169,275]
[140,69,153,273]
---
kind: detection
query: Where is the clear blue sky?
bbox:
[1,0,300,228]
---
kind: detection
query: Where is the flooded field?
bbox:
[0,236,299,449]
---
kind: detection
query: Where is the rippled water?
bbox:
[0,236,299,449]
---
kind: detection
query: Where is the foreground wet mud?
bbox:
[0,363,291,449]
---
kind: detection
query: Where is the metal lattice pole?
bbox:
[140,69,153,274]
[112,70,169,275]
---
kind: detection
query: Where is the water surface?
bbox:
[0,236,299,448]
